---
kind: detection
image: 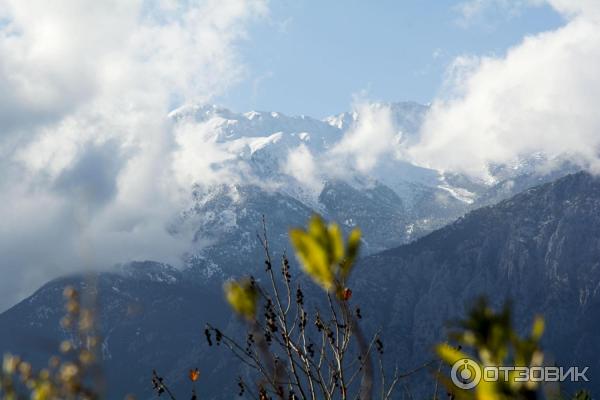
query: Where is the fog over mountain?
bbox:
[0,0,269,310]
[0,96,577,311]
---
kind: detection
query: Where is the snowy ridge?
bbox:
[166,101,577,269]
[169,101,471,205]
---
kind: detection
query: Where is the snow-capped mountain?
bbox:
[2,172,599,399]
[167,102,576,277]
[0,101,584,399]
[166,102,477,279]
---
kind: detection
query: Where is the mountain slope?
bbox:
[167,102,481,281]
[169,103,577,280]
[2,172,600,397]
[355,171,600,393]
[0,262,238,399]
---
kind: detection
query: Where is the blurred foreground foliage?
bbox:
[0,215,591,400]
[0,287,107,400]
[208,215,393,400]
[436,298,590,400]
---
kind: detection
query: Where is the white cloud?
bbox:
[171,117,239,188]
[0,0,267,311]
[408,0,600,177]
[456,0,600,24]
[330,100,399,175]
[283,144,321,192]
[455,0,545,27]
[545,0,600,20]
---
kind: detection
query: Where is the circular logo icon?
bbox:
[451,358,482,389]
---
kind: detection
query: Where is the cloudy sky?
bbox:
[0,0,599,311]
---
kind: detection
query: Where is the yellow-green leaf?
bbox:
[224,279,258,320]
[32,382,52,400]
[308,215,328,247]
[328,223,344,264]
[347,228,361,259]
[531,315,544,340]
[436,343,472,366]
[475,380,502,400]
[340,228,361,278]
[290,229,334,290]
